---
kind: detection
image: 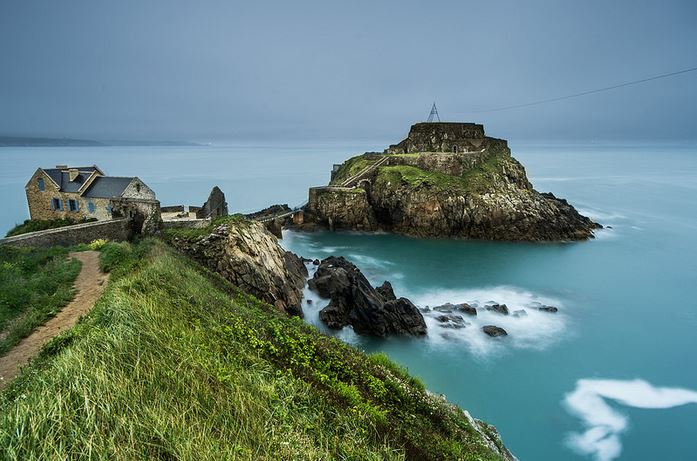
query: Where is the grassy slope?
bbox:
[6,218,97,238]
[375,152,510,195]
[0,246,81,356]
[329,155,378,186]
[0,240,505,460]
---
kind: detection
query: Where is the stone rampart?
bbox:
[0,218,132,248]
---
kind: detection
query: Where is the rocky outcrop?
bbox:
[482,325,508,337]
[300,122,600,241]
[308,256,426,336]
[168,219,306,316]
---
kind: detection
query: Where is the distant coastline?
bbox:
[0,136,203,147]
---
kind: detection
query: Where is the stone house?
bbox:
[25,165,161,233]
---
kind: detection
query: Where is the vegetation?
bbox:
[0,246,81,356]
[6,218,98,238]
[329,155,379,185]
[0,240,505,460]
[376,151,510,194]
[161,214,246,241]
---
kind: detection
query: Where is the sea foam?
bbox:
[564,378,697,461]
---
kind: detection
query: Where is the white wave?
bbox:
[408,286,568,357]
[347,253,395,267]
[564,378,697,461]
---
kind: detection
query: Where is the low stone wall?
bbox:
[0,218,132,248]
[162,218,211,229]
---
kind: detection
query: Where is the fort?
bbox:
[299,121,599,241]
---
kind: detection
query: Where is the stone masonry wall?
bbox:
[306,187,376,231]
[0,218,132,248]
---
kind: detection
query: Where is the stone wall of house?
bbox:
[161,218,211,229]
[196,186,228,219]
[25,170,114,222]
[122,178,157,200]
[0,218,132,248]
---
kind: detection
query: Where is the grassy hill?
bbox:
[0,240,509,460]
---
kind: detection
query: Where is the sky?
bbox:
[1,0,696,143]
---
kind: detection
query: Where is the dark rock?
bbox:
[512,309,527,317]
[457,303,478,316]
[312,259,320,265]
[538,305,559,313]
[310,256,426,337]
[486,303,509,315]
[306,299,313,305]
[433,303,455,313]
[376,281,397,301]
[482,325,508,337]
[435,314,468,329]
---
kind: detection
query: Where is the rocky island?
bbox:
[298,122,600,241]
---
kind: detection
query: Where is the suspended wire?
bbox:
[458,66,697,114]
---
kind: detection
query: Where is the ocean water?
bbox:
[2,142,697,460]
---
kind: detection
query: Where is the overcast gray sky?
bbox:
[1,0,695,142]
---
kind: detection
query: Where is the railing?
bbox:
[339,155,390,188]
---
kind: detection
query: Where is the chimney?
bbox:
[56,164,68,170]
[68,168,79,181]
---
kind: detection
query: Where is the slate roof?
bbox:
[42,166,101,192]
[82,177,134,198]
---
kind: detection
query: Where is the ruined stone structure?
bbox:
[0,219,132,248]
[25,165,160,233]
[196,186,228,219]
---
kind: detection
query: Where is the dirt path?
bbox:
[0,251,108,389]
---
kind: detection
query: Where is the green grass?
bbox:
[6,218,97,238]
[0,246,81,356]
[376,151,510,194]
[162,214,247,241]
[0,240,506,460]
[330,155,379,185]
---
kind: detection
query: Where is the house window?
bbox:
[87,201,96,214]
[52,198,63,210]
[37,178,45,191]
[136,183,141,193]
[68,199,79,212]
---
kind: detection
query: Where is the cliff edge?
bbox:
[299,122,600,241]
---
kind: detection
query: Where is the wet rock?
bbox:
[312,259,320,265]
[457,303,477,316]
[486,303,509,315]
[376,281,397,301]
[433,303,455,313]
[482,325,508,337]
[436,314,468,329]
[309,256,426,337]
[306,299,313,305]
[512,309,527,317]
[538,305,559,313]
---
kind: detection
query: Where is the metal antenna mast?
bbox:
[426,102,441,122]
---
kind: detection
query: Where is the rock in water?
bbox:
[301,122,600,241]
[457,303,478,316]
[482,325,508,337]
[309,256,426,337]
[376,281,397,301]
[486,303,510,315]
[538,305,559,313]
[167,219,307,316]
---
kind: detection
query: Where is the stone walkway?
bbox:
[0,251,108,389]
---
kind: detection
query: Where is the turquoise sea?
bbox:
[2,142,696,461]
